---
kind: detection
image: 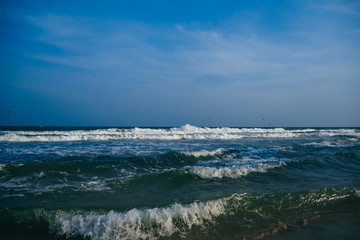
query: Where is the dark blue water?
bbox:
[0,126,359,239]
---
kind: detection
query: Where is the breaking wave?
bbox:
[186,162,285,179]
[1,125,359,142]
[180,149,224,157]
[49,197,228,240]
[25,188,357,240]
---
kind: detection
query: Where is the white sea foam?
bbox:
[187,163,284,179]
[0,125,358,142]
[43,188,360,240]
[318,129,360,137]
[49,194,240,240]
[181,149,224,157]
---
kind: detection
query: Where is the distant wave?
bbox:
[0,125,359,142]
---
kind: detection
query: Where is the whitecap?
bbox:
[49,194,239,240]
[186,163,284,179]
[0,125,358,142]
[181,149,224,157]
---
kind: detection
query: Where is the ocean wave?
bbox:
[49,196,231,240]
[303,139,360,148]
[1,144,166,158]
[1,125,358,142]
[0,173,115,195]
[186,162,284,179]
[180,148,224,157]
[39,188,359,240]
[0,159,283,197]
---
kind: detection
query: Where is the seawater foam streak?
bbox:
[0,125,359,142]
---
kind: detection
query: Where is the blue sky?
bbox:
[1,0,359,127]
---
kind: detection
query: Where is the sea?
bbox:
[0,125,359,240]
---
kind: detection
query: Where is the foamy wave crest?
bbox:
[187,163,284,179]
[1,125,359,142]
[44,188,359,240]
[49,196,234,240]
[181,149,224,157]
[0,129,122,142]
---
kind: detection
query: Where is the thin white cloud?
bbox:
[310,0,360,15]
[24,12,359,91]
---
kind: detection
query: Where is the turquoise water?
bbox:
[0,125,359,239]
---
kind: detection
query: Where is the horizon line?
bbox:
[0,125,359,129]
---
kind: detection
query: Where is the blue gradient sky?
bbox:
[1,0,359,127]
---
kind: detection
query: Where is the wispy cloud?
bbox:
[20,10,360,104]
[310,0,360,15]
[25,13,358,90]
